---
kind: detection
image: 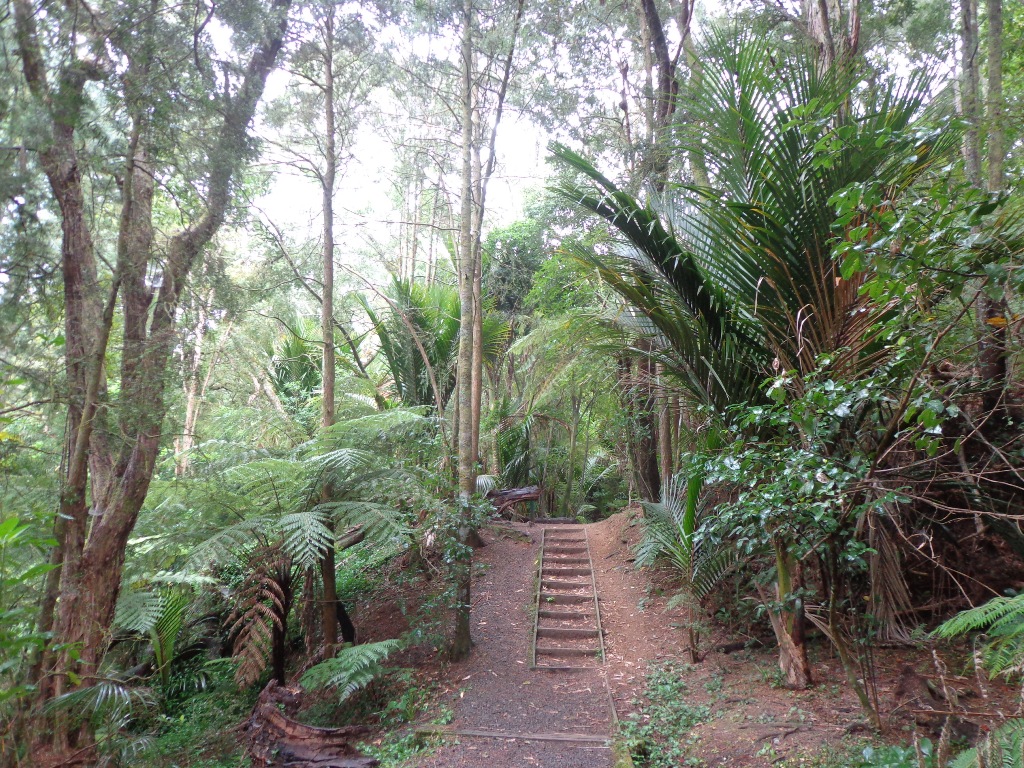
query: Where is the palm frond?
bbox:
[637,474,738,601]
[550,27,957,418]
[44,680,156,731]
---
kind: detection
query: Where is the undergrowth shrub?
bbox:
[617,661,711,767]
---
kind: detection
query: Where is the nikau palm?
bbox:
[553,28,956,687]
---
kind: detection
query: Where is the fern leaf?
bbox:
[936,595,1024,678]
[279,508,333,568]
[226,543,295,688]
[936,595,1024,639]
[301,639,401,703]
[114,589,164,634]
[951,718,1024,768]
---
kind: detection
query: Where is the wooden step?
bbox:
[539,609,592,620]
[541,579,591,590]
[537,627,600,639]
[540,593,592,604]
[415,725,609,745]
[535,646,601,657]
[543,566,592,577]
[545,556,589,565]
[532,664,595,671]
[545,547,587,555]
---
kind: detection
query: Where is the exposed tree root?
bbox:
[244,682,377,767]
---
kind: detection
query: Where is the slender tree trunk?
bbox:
[658,365,673,487]
[451,0,477,662]
[470,99,484,473]
[979,0,1009,417]
[175,292,212,476]
[320,6,341,655]
[466,0,522,475]
[636,350,661,501]
[561,385,581,516]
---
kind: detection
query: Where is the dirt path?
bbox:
[418,523,616,768]
[408,511,1024,767]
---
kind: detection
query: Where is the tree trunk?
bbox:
[961,0,983,188]
[979,0,1008,418]
[635,350,661,501]
[320,4,340,657]
[175,292,218,476]
[658,365,673,487]
[451,0,477,662]
[614,353,660,502]
[470,106,484,474]
[765,546,813,689]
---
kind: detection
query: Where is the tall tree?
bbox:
[452,0,478,661]
[12,0,291,752]
[262,5,377,652]
[980,0,1009,417]
[961,0,1010,417]
[319,3,341,654]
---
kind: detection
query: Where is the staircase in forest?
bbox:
[530,525,605,669]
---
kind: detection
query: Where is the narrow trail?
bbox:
[418,523,618,768]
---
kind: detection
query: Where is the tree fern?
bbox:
[226,543,296,687]
[300,639,401,703]
[114,589,165,635]
[279,507,335,569]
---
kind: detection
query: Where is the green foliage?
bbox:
[138,661,258,768]
[951,719,1024,768]
[551,26,956,420]
[617,661,711,768]
[360,278,509,409]
[935,594,1024,679]
[0,516,56,712]
[704,365,908,567]
[636,473,736,602]
[483,218,548,318]
[44,679,157,735]
[856,740,939,768]
[300,639,401,702]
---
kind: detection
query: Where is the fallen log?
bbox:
[244,681,378,767]
[486,485,541,516]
